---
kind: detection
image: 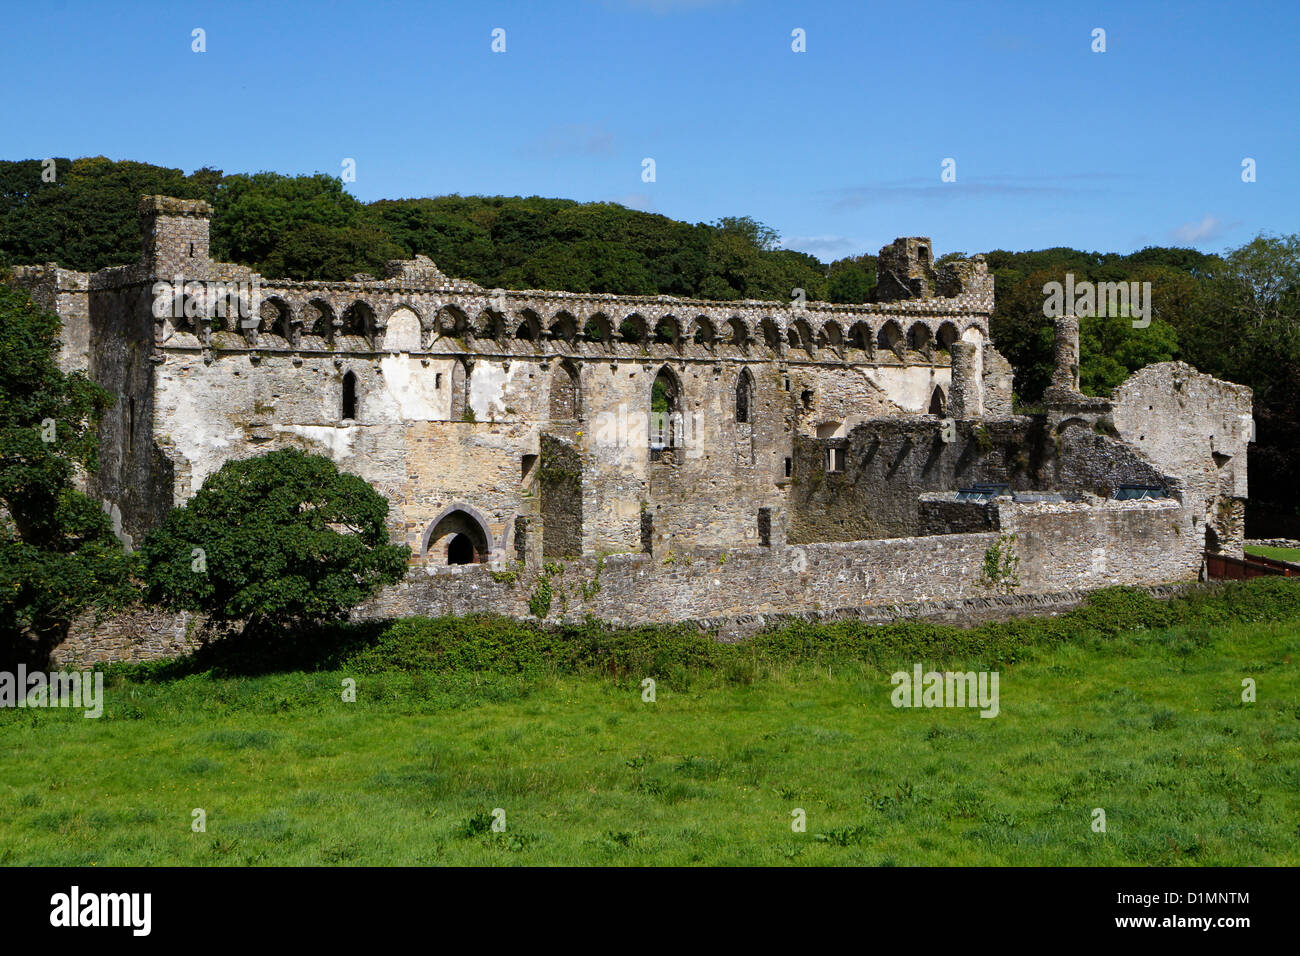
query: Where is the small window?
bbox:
[784,457,793,478]
[128,397,136,447]
[342,370,358,420]
[436,372,443,388]
[188,242,195,257]
[826,447,845,473]
[783,376,791,392]
[735,369,753,424]
[521,454,539,485]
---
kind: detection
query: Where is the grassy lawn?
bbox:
[1,598,1296,866]
[1245,544,1300,564]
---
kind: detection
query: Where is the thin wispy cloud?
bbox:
[1169,214,1233,245]
[522,123,617,159]
[824,174,1121,210]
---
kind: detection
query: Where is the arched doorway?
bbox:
[423,506,492,565]
[446,533,476,565]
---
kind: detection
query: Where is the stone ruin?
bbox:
[11,197,1256,661]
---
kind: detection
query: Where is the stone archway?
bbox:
[422,504,495,565]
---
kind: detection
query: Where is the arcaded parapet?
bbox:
[1112,361,1253,555]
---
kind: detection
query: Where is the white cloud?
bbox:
[1169,214,1228,245]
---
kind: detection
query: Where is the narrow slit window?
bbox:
[342,370,358,420]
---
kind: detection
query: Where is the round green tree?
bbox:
[139,449,410,635]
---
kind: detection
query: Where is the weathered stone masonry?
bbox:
[14,196,1255,655]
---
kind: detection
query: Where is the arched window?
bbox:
[735,369,754,424]
[549,362,580,420]
[929,385,946,416]
[342,370,358,421]
[450,359,469,421]
[650,367,681,456]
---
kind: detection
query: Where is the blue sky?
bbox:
[3,0,1297,262]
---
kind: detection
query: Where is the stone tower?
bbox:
[139,195,212,277]
[874,237,937,301]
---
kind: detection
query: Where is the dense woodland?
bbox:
[2,157,1298,533]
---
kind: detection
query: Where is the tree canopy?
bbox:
[137,449,410,635]
[0,276,133,662]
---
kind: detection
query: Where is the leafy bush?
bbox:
[138,449,409,636]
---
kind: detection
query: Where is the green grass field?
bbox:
[2,586,1297,866]
[1245,544,1300,564]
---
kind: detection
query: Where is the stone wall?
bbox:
[361,494,1199,626]
[51,605,202,668]
[1112,361,1253,555]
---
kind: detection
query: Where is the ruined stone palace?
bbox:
[15,196,1255,640]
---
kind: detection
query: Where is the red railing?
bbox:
[1205,551,1300,579]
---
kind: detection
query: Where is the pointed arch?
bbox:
[726,316,751,349]
[450,357,469,421]
[341,301,376,340]
[421,503,495,565]
[649,365,682,454]
[385,306,422,352]
[817,320,844,351]
[788,318,813,352]
[928,385,946,416]
[582,313,612,343]
[514,309,541,341]
[549,360,581,421]
[436,304,470,338]
[258,296,292,340]
[735,368,755,424]
[476,309,505,340]
[759,318,782,351]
